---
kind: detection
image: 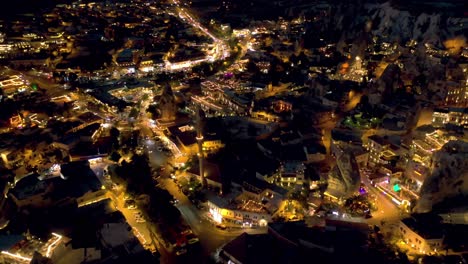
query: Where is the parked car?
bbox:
[215,224,227,230]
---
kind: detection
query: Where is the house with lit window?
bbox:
[206,178,287,227]
[277,161,305,189]
[207,193,272,228]
[398,215,444,255]
[445,81,467,107]
[366,135,392,167]
[166,123,224,155]
[432,107,468,128]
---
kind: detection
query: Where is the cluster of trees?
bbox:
[110,154,181,223]
[343,194,375,217]
[289,188,310,210]
[178,176,205,204]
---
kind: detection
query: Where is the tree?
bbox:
[129,107,139,118]
[109,151,121,162]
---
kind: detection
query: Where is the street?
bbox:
[361,171,402,226]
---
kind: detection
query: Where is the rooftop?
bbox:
[221,232,296,264]
[167,124,197,147]
[401,214,444,240]
[368,134,391,146]
[10,173,47,200]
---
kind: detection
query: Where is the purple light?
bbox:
[359,187,366,194]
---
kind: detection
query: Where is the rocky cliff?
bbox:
[415,140,468,213]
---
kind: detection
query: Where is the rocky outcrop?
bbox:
[326,152,361,199]
[415,140,468,213]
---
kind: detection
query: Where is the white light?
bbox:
[210,208,223,223]
[46,233,63,257]
[1,251,32,262]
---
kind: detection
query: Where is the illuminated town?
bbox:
[0,0,467,263]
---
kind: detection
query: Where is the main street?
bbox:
[361,170,402,226]
[144,139,267,261]
[162,0,230,71]
[159,177,267,256]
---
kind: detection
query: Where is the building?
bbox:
[116,48,137,67]
[100,222,145,254]
[366,135,402,167]
[219,220,370,264]
[445,80,467,107]
[398,215,444,254]
[366,135,389,166]
[219,232,296,264]
[206,177,287,227]
[240,178,287,214]
[432,108,450,127]
[277,161,305,189]
[8,161,104,209]
[49,235,101,264]
[166,124,224,155]
[432,107,468,128]
[207,189,274,227]
[272,100,293,113]
[186,160,223,191]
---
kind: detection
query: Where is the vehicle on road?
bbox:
[215,224,227,230]
[175,247,187,256]
[181,229,192,235]
[186,233,199,244]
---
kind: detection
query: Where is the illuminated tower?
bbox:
[195,106,207,187]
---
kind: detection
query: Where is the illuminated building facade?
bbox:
[445,80,467,107]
